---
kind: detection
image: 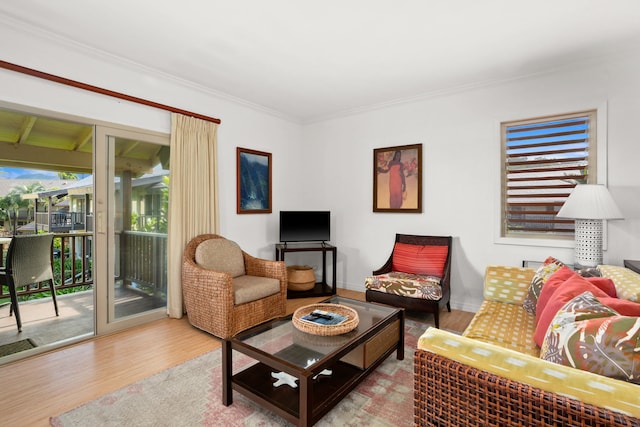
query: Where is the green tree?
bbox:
[158,175,169,233]
[130,176,168,233]
[57,172,79,180]
[0,182,45,233]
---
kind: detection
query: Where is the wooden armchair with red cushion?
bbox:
[364,234,452,328]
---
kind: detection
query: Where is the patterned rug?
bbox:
[50,319,432,427]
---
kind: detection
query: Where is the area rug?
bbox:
[50,319,433,427]
[0,338,36,357]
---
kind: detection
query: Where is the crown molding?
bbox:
[0,15,301,125]
[304,41,640,125]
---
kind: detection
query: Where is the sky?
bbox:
[0,167,88,180]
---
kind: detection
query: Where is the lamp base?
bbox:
[573,219,603,268]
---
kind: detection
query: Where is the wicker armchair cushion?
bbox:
[233,275,280,305]
[195,238,245,277]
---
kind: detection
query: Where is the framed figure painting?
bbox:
[237,147,272,214]
[373,143,422,213]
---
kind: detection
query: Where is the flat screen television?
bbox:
[279,211,330,243]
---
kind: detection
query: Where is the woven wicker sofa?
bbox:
[415,264,640,427]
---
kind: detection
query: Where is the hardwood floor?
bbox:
[0,289,474,427]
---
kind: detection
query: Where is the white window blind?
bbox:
[501,110,596,238]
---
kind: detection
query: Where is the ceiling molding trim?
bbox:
[3,14,639,126]
[0,15,301,125]
[304,42,640,125]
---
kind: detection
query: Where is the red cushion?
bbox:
[534,275,610,347]
[535,267,617,318]
[391,242,448,277]
[534,266,578,316]
[599,297,640,316]
[585,277,617,298]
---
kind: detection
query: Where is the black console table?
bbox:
[624,260,640,274]
[275,243,337,299]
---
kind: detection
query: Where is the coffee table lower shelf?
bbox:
[232,359,370,423]
[222,296,404,427]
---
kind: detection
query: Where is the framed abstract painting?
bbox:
[237,147,272,214]
[373,143,422,213]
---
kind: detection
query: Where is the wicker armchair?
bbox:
[182,234,287,339]
[365,234,452,328]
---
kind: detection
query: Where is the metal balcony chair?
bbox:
[0,234,59,332]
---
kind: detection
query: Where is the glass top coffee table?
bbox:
[222,296,404,426]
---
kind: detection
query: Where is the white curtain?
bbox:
[167,113,219,318]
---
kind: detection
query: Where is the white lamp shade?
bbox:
[556,184,623,220]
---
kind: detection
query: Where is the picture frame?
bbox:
[237,147,272,214]
[373,143,422,213]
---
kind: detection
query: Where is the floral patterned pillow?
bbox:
[523,256,565,315]
[540,292,640,383]
[541,291,618,331]
[364,271,442,300]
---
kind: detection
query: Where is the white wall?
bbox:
[304,51,640,312]
[0,23,304,263]
[2,22,640,312]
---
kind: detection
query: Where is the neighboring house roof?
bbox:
[37,175,94,197]
[0,179,69,197]
[2,168,168,201]
[17,221,35,232]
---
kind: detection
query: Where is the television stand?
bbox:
[275,242,337,299]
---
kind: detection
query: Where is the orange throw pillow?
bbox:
[391,243,448,277]
[534,275,610,347]
[585,277,617,298]
[535,267,617,318]
[599,297,640,316]
[534,266,577,316]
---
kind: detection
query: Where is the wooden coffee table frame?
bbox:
[222,297,404,427]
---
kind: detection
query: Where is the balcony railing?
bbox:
[55,232,94,291]
[0,232,93,300]
[117,230,168,298]
[35,212,93,232]
[0,231,167,301]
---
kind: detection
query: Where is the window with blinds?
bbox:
[501,110,596,239]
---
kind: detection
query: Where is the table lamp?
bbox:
[556,184,623,268]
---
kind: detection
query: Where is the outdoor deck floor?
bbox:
[0,287,165,362]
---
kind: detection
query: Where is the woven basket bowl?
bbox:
[287,265,315,291]
[292,303,359,336]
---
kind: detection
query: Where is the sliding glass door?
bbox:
[0,107,96,360]
[94,126,169,334]
[0,106,170,361]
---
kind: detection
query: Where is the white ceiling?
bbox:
[2,1,640,122]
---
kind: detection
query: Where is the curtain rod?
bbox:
[0,60,221,124]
